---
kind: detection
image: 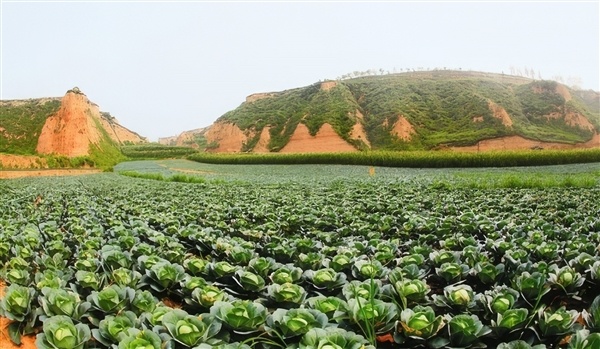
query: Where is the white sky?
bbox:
[1,1,599,141]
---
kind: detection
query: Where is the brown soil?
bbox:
[0,154,46,169]
[451,133,600,151]
[280,123,357,153]
[161,297,183,309]
[349,111,371,148]
[350,122,370,148]
[204,122,247,152]
[488,100,513,127]
[472,116,484,123]
[0,281,37,349]
[544,111,595,131]
[391,116,415,141]
[555,84,572,101]
[252,127,272,153]
[354,109,365,121]
[320,81,337,91]
[0,169,101,179]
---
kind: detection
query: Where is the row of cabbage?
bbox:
[1,175,599,348]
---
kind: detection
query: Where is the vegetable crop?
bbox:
[1,165,600,348]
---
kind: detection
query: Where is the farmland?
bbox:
[1,160,600,348]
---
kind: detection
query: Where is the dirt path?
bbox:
[0,281,37,349]
[0,169,101,179]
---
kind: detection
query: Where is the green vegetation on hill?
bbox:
[0,99,61,154]
[514,81,596,143]
[216,71,599,151]
[222,82,363,152]
[88,113,127,170]
[346,76,510,148]
[571,89,600,130]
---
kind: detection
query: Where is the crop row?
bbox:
[188,148,600,168]
[1,175,599,348]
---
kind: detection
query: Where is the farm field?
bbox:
[115,159,600,188]
[1,161,600,348]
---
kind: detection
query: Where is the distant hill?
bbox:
[1,88,146,168]
[192,70,599,153]
[158,127,208,148]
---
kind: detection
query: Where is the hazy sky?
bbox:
[2,1,599,141]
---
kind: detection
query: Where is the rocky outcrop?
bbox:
[204,122,247,152]
[36,92,104,157]
[36,89,145,157]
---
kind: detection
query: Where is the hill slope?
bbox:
[1,88,146,168]
[158,127,208,148]
[203,71,600,152]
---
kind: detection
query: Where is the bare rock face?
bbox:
[36,89,145,157]
[36,91,103,157]
[391,116,416,141]
[320,81,337,91]
[252,127,271,153]
[280,123,357,153]
[204,121,248,152]
[349,110,370,148]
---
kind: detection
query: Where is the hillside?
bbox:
[1,88,146,168]
[201,70,600,153]
[158,127,208,148]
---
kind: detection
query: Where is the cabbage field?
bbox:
[1,161,600,349]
